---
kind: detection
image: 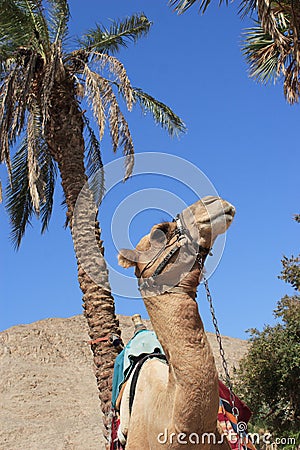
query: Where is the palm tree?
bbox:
[0,0,185,441]
[242,1,300,105]
[169,0,300,104]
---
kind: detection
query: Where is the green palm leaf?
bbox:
[47,0,70,44]
[79,13,151,55]
[6,138,34,248]
[83,115,104,207]
[242,24,281,84]
[169,0,227,14]
[238,0,257,19]
[0,0,36,52]
[0,0,50,57]
[132,87,186,137]
[39,148,57,234]
[6,135,57,247]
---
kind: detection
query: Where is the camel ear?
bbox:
[118,249,138,268]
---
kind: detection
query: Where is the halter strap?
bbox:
[138,213,211,295]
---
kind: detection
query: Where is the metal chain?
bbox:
[202,275,240,423]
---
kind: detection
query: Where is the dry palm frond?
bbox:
[103,74,135,178]
[104,78,135,178]
[95,53,133,111]
[242,4,300,104]
[83,66,135,178]
[75,76,85,97]
[6,131,56,247]
[243,24,281,84]
[0,69,17,178]
[1,52,42,176]
[41,42,65,130]
[84,65,106,139]
[284,60,300,104]
[98,76,125,153]
[241,0,300,103]
[256,0,289,54]
[27,111,42,213]
[12,52,39,138]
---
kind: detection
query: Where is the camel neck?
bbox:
[143,291,219,432]
[143,292,212,378]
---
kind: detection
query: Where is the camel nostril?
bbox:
[228,205,236,217]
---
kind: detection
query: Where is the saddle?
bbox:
[111,329,164,410]
[111,328,167,450]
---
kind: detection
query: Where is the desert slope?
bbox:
[0,315,248,450]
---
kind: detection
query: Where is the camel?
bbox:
[118,195,235,449]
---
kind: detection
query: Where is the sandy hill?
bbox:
[0,315,249,450]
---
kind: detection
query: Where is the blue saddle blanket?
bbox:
[112,329,164,407]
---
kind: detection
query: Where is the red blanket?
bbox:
[218,380,256,450]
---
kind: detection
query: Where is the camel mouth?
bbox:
[201,203,236,224]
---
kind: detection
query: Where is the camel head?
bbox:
[118,196,235,288]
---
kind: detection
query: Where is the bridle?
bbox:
[138,212,211,296]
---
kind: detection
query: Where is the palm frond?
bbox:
[255,0,289,53]
[0,68,18,177]
[242,24,281,84]
[47,0,70,44]
[83,66,135,179]
[6,137,34,248]
[79,13,151,55]
[24,0,50,56]
[0,50,46,180]
[0,0,50,57]
[11,52,39,138]
[118,112,134,181]
[0,0,37,51]
[94,53,133,111]
[27,108,43,212]
[169,0,228,15]
[39,147,57,233]
[239,0,258,19]
[83,115,104,206]
[40,42,65,129]
[132,87,186,137]
[83,65,105,139]
[6,133,56,247]
[0,179,3,203]
[96,76,126,155]
[243,12,300,104]
[283,59,300,104]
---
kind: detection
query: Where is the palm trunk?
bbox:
[44,76,122,442]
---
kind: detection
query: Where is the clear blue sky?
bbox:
[0,0,299,340]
